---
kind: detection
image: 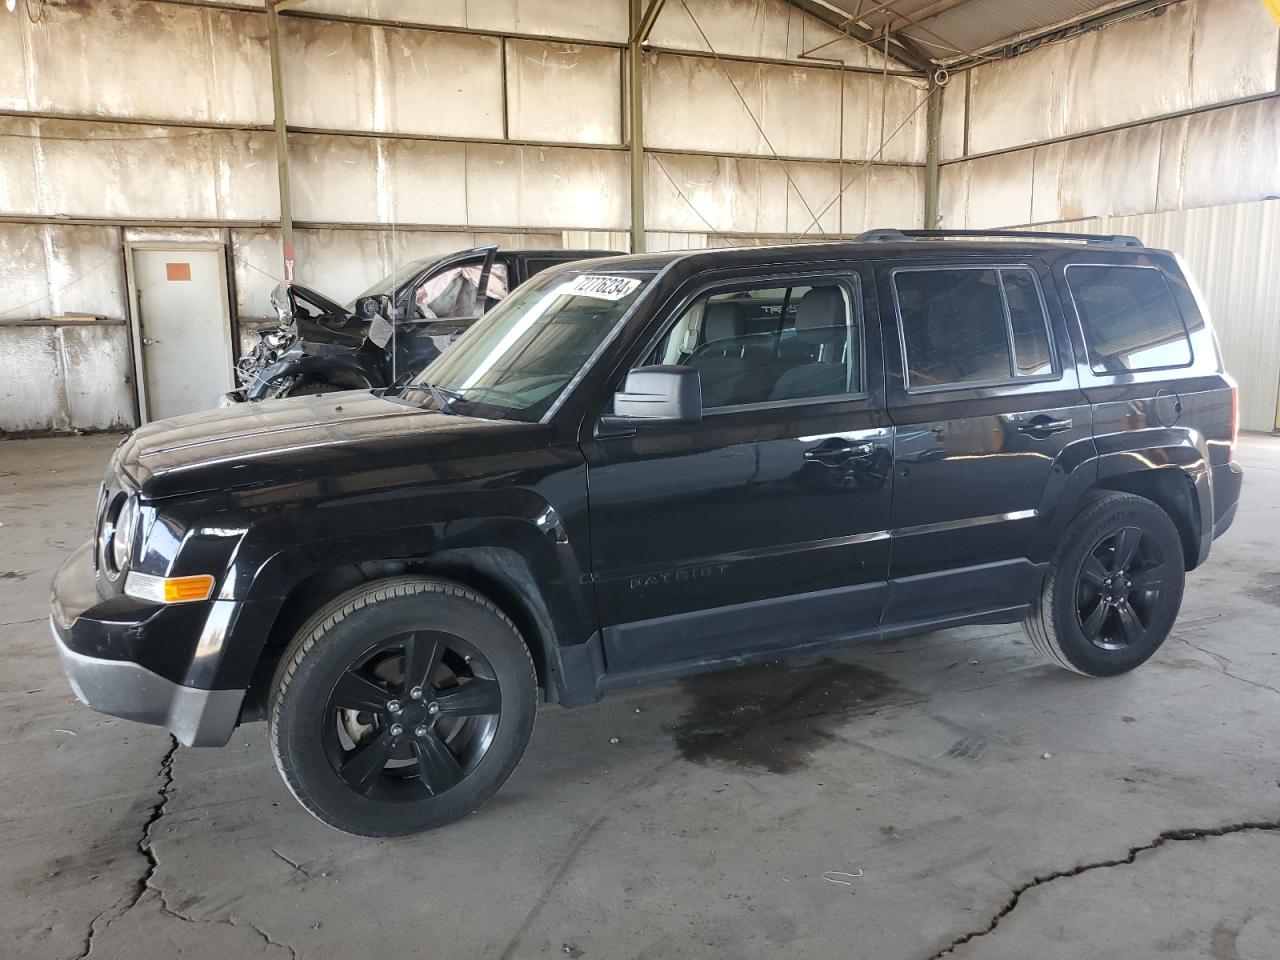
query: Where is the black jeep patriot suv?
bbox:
[51,229,1243,836]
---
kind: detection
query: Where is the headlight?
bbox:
[101,494,139,577]
[269,282,294,325]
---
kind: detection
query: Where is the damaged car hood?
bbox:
[288,283,348,317]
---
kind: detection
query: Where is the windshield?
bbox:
[348,257,439,304]
[407,267,657,422]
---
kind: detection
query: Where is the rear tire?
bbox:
[1024,493,1185,676]
[269,576,537,837]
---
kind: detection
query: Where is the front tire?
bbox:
[284,379,337,397]
[269,577,537,837]
[1024,493,1185,676]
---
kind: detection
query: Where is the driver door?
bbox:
[581,265,894,677]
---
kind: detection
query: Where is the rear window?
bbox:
[893,267,1055,390]
[1065,264,1192,373]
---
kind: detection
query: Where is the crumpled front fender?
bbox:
[242,346,379,400]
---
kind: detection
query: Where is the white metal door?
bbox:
[128,245,234,422]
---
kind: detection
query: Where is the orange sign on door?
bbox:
[166,262,192,281]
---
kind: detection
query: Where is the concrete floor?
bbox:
[2,433,1278,960]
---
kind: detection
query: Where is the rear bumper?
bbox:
[53,620,242,746]
[1212,461,1244,540]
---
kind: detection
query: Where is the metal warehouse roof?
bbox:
[787,0,1168,70]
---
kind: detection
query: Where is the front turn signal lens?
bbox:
[125,572,216,605]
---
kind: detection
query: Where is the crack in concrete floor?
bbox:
[73,737,177,960]
[12,432,1280,960]
[1178,636,1280,698]
[924,820,1280,959]
[72,738,300,960]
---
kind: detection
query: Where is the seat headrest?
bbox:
[795,287,845,332]
[703,301,746,341]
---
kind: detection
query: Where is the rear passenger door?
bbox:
[877,259,1093,623]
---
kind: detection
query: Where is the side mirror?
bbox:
[600,366,702,433]
[355,295,388,321]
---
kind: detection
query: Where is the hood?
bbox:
[289,283,349,317]
[288,284,369,346]
[118,391,551,500]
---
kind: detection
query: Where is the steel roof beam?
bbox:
[875,0,983,36]
[781,0,933,72]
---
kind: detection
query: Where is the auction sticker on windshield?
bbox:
[559,275,641,301]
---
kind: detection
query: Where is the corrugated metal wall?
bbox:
[938,0,1280,432]
[1030,200,1280,432]
[3,0,1277,433]
[938,0,1280,227]
[0,0,928,432]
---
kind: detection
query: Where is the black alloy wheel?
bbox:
[1024,492,1185,676]
[324,631,502,802]
[1075,525,1171,652]
[270,577,538,836]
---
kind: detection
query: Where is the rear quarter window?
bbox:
[1065,264,1193,373]
[523,258,574,277]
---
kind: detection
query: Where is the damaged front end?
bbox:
[225,334,298,405]
[222,282,373,404]
[224,246,512,405]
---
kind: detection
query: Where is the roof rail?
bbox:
[854,228,1145,248]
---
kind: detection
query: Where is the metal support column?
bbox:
[923,75,943,230]
[266,1,302,281]
[628,0,666,254]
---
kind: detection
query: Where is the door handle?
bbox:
[1016,416,1072,437]
[142,337,161,346]
[804,442,875,462]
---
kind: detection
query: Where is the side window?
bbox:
[646,278,862,409]
[523,258,565,277]
[414,262,509,320]
[1003,270,1053,377]
[1064,264,1192,373]
[893,267,1055,390]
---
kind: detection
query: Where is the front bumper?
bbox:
[49,542,246,747]
[52,621,242,746]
